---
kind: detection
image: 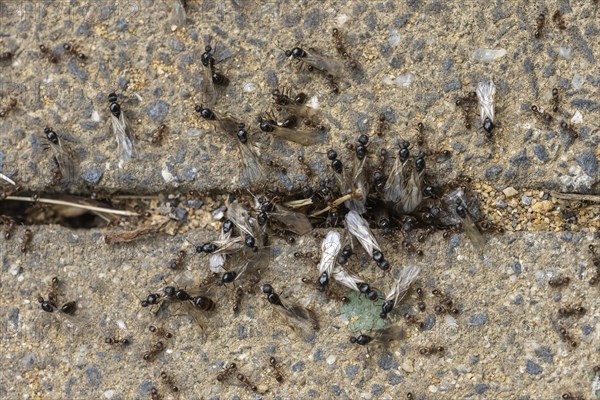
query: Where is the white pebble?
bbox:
[335,14,349,26]
[9,263,21,276]
[428,385,438,393]
[243,82,257,93]
[360,392,373,399]
[187,128,203,138]
[103,390,114,399]
[161,166,177,184]
[444,314,458,329]
[388,29,401,47]
[307,95,320,110]
[401,359,414,373]
[471,48,506,63]
[571,74,585,90]
[558,46,572,59]
[326,355,337,365]
[383,72,415,87]
[91,111,100,122]
[117,320,126,330]
[570,111,583,124]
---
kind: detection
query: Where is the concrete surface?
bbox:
[0,1,599,400]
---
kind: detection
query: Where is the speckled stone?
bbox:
[81,166,103,184]
[575,150,598,177]
[468,313,488,326]
[525,360,543,375]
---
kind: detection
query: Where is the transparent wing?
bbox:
[199,64,218,109]
[344,156,368,214]
[111,113,134,166]
[269,205,313,235]
[226,200,255,239]
[275,302,318,342]
[50,139,79,184]
[305,48,345,78]
[384,265,421,305]
[476,80,496,124]
[400,166,423,213]
[267,123,323,146]
[236,140,264,183]
[318,231,341,277]
[383,157,405,205]
[331,265,362,292]
[345,210,380,257]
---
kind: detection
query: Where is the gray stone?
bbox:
[330,384,342,395]
[443,78,462,92]
[372,384,384,395]
[343,364,358,380]
[387,371,403,385]
[168,38,185,52]
[533,144,549,162]
[534,347,553,363]
[525,360,543,375]
[304,9,322,29]
[145,100,169,124]
[422,314,436,331]
[378,351,398,370]
[67,59,88,81]
[474,384,490,394]
[510,262,522,276]
[485,165,503,180]
[581,325,594,335]
[81,167,103,184]
[575,150,598,177]
[292,361,305,372]
[85,366,102,387]
[468,313,488,326]
[510,150,529,166]
[570,99,598,110]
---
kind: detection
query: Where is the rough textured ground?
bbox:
[0,1,599,400]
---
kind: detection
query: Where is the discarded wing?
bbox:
[383,265,421,308]
[444,188,486,253]
[384,156,424,214]
[345,210,381,257]
[318,231,342,278]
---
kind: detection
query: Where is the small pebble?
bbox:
[401,359,414,373]
[558,46,572,59]
[377,351,398,370]
[474,384,489,394]
[387,372,403,385]
[388,28,401,47]
[326,355,336,365]
[581,325,593,335]
[345,365,359,379]
[81,167,103,185]
[292,361,305,372]
[313,348,324,361]
[531,200,554,213]
[503,187,518,197]
[471,48,506,62]
[510,262,522,276]
[383,72,415,87]
[468,312,488,326]
[575,150,598,177]
[571,74,585,90]
[525,360,543,375]
[243,82,257,93]
[534,347,553,363]
[521,196,531,206]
